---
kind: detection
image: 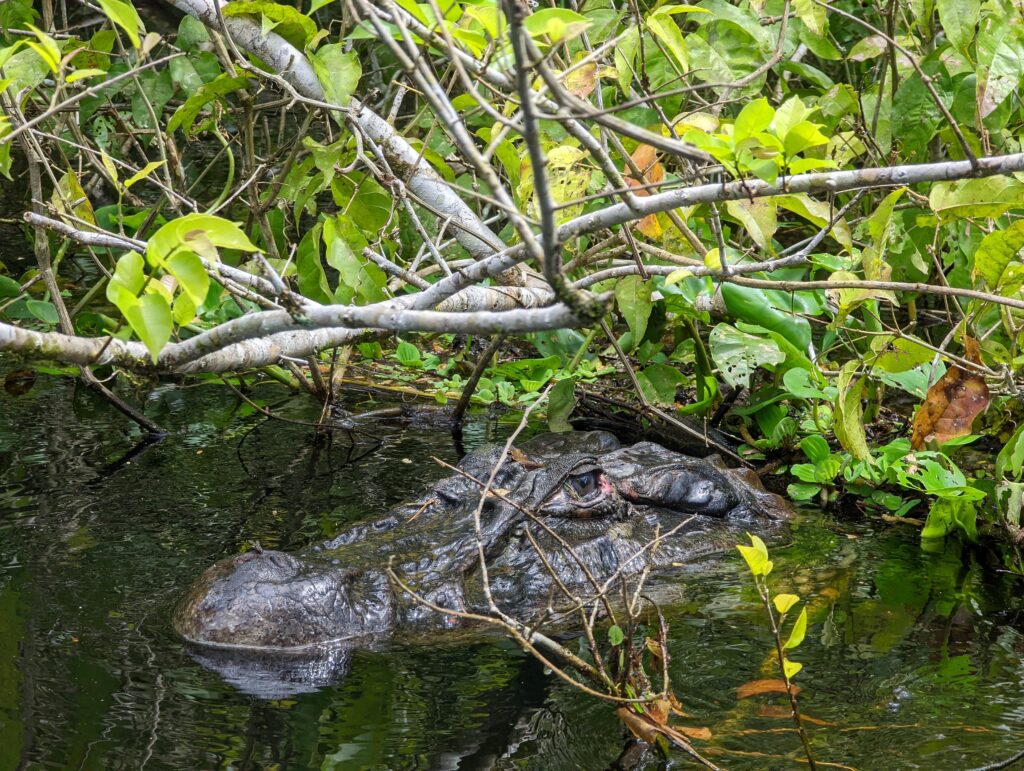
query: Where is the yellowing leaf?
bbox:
[736,533,772,576]
[784,607,808,649]
[563,62,597,99]
[783,658,803,679]
[773,593,800,614]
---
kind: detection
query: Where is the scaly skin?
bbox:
[173,431,791,651]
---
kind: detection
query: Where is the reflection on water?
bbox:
[3,373,1024,769]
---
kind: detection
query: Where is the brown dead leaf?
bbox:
[624,144,666,239]
[564,62,597,99]
[910,336,990,449]
[736,679,800,699]
[509,447,543,469]
[617,707,662,746]
[4,369,35,396]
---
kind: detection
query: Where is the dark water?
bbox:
[3,374,1024,770]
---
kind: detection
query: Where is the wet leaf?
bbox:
[736,678,798,699]
[911,337,990,450]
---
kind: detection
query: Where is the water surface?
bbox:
[2,373,1024,769]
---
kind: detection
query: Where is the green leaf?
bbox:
[614,276,653,346]
[95,0,144,48]
[973,220,1024,290]
[26,299,58,324]
[547,377,577,433]
[296,222,331,304]
[24,25,61,73]
[709,323,785,389]
[524,8,591,43]
[799,434,831,464]
[168,74,251,136]
[166,251,209,306]
[736,533,773,576]
[793,0,826,35]
[311,44,361,107]
[125,293,172,362]
[123,160,165,190]
[107,252,146,306]
[834,360,871,461]
[648,7,696,73]
[0,275,20,298]
[774,593,800,614]
[929,176,1024,222]
[637,363,686,406]
[997,422,1024,480]
[607,624,625,646]
[147,213,259,267]
[222,1,317,48]
[782,658,803,679]
[784,607,808,649]
[734,98,774,141]
[396,340,421,367]
[937,0,980,52]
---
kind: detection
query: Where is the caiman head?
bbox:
[173,432,790,655]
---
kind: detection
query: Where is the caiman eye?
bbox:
[566,471,599,499]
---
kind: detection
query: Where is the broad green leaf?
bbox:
[147,213,259,267]
[774,593,800,614]
[799,434,831,464]
[733,97,774,141]
[615,26,640,94]
[166,251,209,306]
[637,363,686,405]
[311,44,361,107]
[784,607,808,649]
[709,323,784,388]
[547,377,577,433]
[973,220,1024,289]
[222,1,317,48]
[0,275,20,298]
[794,0,826,35]
[95,0,144,48]
[66,67,106,83]
[869,335,934,373]
[724,198,777,250]
[977,23,1024,118]
[52,170,96,227]
[782,658,803,679]
[26,299,58,324]
[396,340,421,367]
[615,276,653,345]
[172,291,196,326]
[929,176,1024,222]
[124,293,172,362]
[775,194,852,251]
[937,0,980,52]
[107,252,146,307]
[524,8,590,43]
[648,7,695,73]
